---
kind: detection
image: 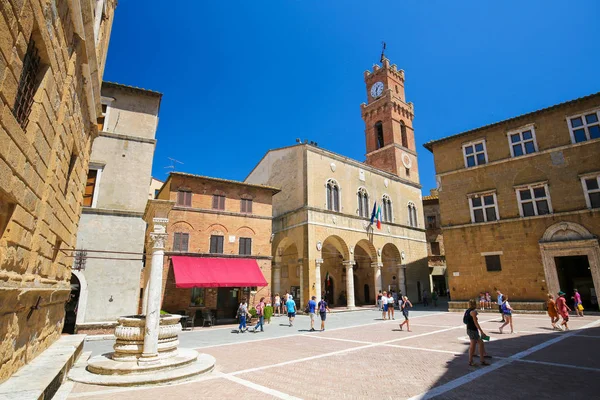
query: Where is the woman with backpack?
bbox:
[498,295,514,334]
[465,299,490,366]
[237,297,250,333]
[317,297,330,331]
[398,295,413,332]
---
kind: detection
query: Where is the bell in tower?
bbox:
[361,56,419,184]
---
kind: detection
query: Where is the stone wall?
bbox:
[0,0,115,383]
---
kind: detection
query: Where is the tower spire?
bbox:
[379,41,387,63]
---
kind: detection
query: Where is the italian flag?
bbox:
[376,204,382,230]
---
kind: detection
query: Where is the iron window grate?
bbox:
[13,37,41,129]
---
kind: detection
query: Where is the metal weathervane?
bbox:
[380,41,387,63]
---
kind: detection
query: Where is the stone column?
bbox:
[372,262,383,304]
[142,275,150,315]
[272,262,281,295]
[397,264,407,297]
[139,218,168,365]
[315,259,323,303]
[343,260,356,308]
[298,260,304,307]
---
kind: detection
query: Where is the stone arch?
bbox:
[541,222,594,243]
[71,270,88,327]
[323,235,350,261]
[236,226,256,236]
[206,223,228,235]
[381,243,401,294]
[355,239,377,260]
[171,221,194,232]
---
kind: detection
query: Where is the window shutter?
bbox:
[174,233,181,251]
[218,236,224,253]
[177,191,183,206]
[247,199,252,213]
[333,186,339,211]
[327,186,332,210]
[181,233,189,252]
[185,192,192,206]
[219,195,225,210]
[246,238,251,255]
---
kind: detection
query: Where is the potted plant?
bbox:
[263,305,273,324]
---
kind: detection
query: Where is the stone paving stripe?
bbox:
[515,358,600,372]
[223,375,302,400]
[411,323,456,328]
[407,318,600,400]
[382,344,463,356]
[301,334,374,345]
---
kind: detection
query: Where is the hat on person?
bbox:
[558,290,566,296]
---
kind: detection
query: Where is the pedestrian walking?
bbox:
[546,293,560,330]
[496,290,505,322]
[381,291,389,320]
[387,292,395,320]
[282,291,289,314]
[318,297,330,331]
[485,292,492,309]
[432,290,439,307]
[237,298,250,333]
[307,296,317,331]
[498,295,514,334]
[274,293,281,317]
[556,291,571,331]
[252,297,266,333]
[286,295,296,327]
[573,289,584,317]
[377,290,383,311]
[422,290,429,307]
[464,299,490,367]
[398,296,413,332]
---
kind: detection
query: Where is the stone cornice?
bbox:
[81,207,144,218]
[164,252,272,260]
[171,206,273,220]
[99,131,157,145]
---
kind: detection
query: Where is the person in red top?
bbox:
[252,297,266,333]
[556,291,571,331]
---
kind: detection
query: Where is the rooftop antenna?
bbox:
[380,41,387,63]
[164,157,184,172]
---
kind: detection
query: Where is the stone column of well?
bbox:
[298,259,304,307]
[343,260,356,308]
[315,258,323,303]
[372,262,383,303]
[272,262,281,295]
[139,218,168,364]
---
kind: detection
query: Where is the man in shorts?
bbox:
[307,296,317,332]
[381,291,388,320]
[286,295,296,327]
[496,290,504,322]
[317,297,330,331]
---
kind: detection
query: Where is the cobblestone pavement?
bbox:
[64,309,600,399]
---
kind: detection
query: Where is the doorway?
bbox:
[324,277,334,305]
[555,256,595,308]
[364,284,370,304]
[417,281,422,302]
[62,274,80,334]
[217,287,239,321]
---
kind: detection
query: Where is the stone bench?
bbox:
[0,334,85,400]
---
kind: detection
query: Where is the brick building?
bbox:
[423,189,447,296]
[425,92,600,310]
[0,0,115,384]
[246,57,429,307]
[145,172,279,323]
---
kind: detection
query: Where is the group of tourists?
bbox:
[546,289,584,331]
[478,291,493,310]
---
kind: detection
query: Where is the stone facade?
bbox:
[423,189,447,295]
[0,0,115,383]
[245,57,429,307]
[145,173,278,322]
[425,92,600,309]
[71,82,161,332]
[149,177,163,199]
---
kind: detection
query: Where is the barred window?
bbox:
[13,37,41,128]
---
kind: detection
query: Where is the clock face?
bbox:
[370,81,384,98]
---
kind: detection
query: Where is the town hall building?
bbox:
[245,57,429,308]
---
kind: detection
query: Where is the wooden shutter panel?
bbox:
[219,195,225,210]
[173,233,181,251]
[210,236,216,253]
[247,200,252,213]
[246,238,251,255]
[218,236,223,253]
[181,233,189,252]
[185,192,192,206]
[241,199,246,213]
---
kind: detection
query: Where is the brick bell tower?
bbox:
[361,56,419,183]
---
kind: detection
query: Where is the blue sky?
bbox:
[103,1,600,194]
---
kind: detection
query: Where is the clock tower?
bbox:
[361,57,419,184]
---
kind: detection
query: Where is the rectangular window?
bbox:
[212,195,225,210]
[568,110,600,143]
[190,287,205,306]
[173,232,189,252]
[210,235,224,254]
[462,140,487,168]
[508,126,538,157]
[469,193,498,223]
[426,215,437,229]
[582,175,600,209]
[241,198,252,213]
[485,255,502,272]
[83,169,98,207]
[177,191,192,207]
[97,103,108,131]
[239,237,252,255]
[517,184,552,217]
[430,242,441,256]
[13,36,41,128]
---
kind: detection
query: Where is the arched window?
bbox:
[382,194,393,222]
[357,188,369,218]
[400,121,408,148]
[408,202,418,227]
[326,179,340,212]
[375,121,384,149]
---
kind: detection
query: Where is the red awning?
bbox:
[171,256,268,288]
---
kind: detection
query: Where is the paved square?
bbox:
[65,310,600,399]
